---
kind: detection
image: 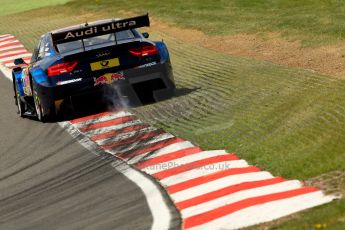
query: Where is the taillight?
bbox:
[47,61,78,77]
[129,45,158,57]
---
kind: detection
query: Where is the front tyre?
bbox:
[14,81,25,117]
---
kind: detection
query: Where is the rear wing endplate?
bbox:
[51,14,150,45]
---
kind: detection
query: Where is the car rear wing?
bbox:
[51,14,150,45]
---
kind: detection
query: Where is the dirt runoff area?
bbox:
[149,19,345,79]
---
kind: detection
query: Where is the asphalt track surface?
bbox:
[0,72,155,230]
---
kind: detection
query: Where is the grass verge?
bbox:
[66,0,345,47]
[0,0,70,16]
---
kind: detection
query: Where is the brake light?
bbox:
[129,45,158,57]
[47,61,78,77]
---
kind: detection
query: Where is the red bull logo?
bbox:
[94,72,124,86]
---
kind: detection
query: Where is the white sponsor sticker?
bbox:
[136,61,157,68]
[57,78,82,85]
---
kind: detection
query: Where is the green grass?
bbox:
[4,0,345,47]
[0,0,71,16]
[65,0,345,47]
[0,0,344,229]
[262,199,345,230]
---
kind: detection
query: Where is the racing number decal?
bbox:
[90,58,120,71]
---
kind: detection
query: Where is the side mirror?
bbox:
[142,32,149,38]
[14,58,26,66]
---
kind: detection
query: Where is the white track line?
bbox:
[59,121,172,230]
[181,180,302,218]
[0,64,11,79]
[117,164,172,230]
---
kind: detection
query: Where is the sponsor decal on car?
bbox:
[64,21,137,40]
[51,14,150,44]
[94,72,124,86]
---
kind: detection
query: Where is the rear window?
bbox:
[56,30,136,54]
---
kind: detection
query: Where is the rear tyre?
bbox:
[33,89,52,122]
[31,76,55,122]
[33,90,43,121]
[33,90,55,122]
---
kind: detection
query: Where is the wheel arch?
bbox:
[12,70,25,97]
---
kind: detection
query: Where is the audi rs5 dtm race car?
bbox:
[12,14,175,121]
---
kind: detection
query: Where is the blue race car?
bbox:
[12,14,175,121]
